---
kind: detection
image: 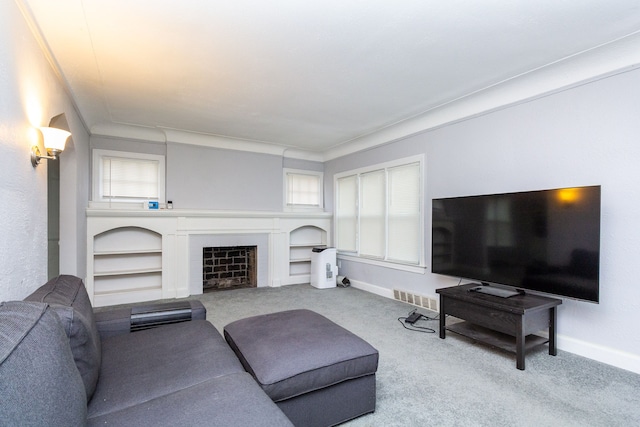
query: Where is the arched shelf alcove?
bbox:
[288,225,327,283]
[92,226,162,306]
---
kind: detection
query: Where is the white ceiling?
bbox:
[20,0,640,159]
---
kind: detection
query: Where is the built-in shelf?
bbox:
[94,268,163,277]
[91,227,162,306]
[94,249,162,256]
[288,226,327,284]
[87,209,333,305]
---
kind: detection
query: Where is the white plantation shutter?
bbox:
[359,170,386,258]
[336,175,358,252]
[387,162,421,264]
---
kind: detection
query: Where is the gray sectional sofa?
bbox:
[0,275,293,426]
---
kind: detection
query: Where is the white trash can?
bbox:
[310,247,337,289]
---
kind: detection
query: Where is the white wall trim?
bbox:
[557,334,640,375]
[348,278,394,300]
[90,122,325,161]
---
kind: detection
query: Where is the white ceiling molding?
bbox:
[161,128,288,157]
[282,148,324,162]
[91,122,325,160]
[90,123,167,143]
[323,30,640,161]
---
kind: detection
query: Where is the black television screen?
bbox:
[432,186,601,302]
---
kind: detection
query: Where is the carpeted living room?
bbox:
[198,284,640,426]
[2,1,640,426]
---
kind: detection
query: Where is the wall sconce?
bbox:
[31,127,71,167]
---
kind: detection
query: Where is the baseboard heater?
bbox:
[130,301,196,332]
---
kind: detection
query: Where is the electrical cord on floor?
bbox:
[397,308,437,333]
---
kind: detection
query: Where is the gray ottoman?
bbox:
[224,309,378,427]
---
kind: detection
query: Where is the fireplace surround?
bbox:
[86,209,332,306]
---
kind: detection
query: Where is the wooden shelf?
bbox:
[290,258,312,263]
[94,268,163,277]
[446,321,549,354]
[94,283,162,296]
[94,249,162,256]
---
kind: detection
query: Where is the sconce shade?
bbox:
[31,126,72,167]
[39,127,71,153]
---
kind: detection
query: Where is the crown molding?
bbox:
[323,30,640,161]
[90,31,640,163]
[90,123,324,161]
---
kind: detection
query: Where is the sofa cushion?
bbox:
[0,301,87,426]
[224,309,379,402]
[24,275,102,400]
[88,319,245,418]
[87,372,293,426]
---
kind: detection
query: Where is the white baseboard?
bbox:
[348,279,395,299]
[349,278,640,375]
[557,335,640,375]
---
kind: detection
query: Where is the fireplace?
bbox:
[203,246,257,292]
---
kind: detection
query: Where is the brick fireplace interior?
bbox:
[203,246,257,292]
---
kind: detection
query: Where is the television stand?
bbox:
[436,284,562,370]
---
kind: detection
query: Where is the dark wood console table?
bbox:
[436,284,562,370]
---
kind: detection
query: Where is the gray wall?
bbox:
[325,67,640,363]
[283,157,324,172]
[0,0,89,300]
[89,139,326,211]
[166,143,284,211]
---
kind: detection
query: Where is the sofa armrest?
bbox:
[94,308,132,338]
[94,300,206,339]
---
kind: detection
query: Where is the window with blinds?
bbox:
[284,169,323,210]
[359,170,386,258]
[102,157,159,199]
[334,156,423,266]
[335,175,358,252]
[93,149,165,203]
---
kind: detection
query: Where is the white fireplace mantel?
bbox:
[86,208,332,307]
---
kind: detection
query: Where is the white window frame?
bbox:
[283,168,324,211]
[92,149,166,206]
[334,155,426,273]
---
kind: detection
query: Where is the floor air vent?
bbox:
[393,289,438,312]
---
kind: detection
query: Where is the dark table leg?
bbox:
[516,317,525,370]
[549,306,558,356]
[439,296,446,339]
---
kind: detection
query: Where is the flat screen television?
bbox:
[432,186,601,302]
